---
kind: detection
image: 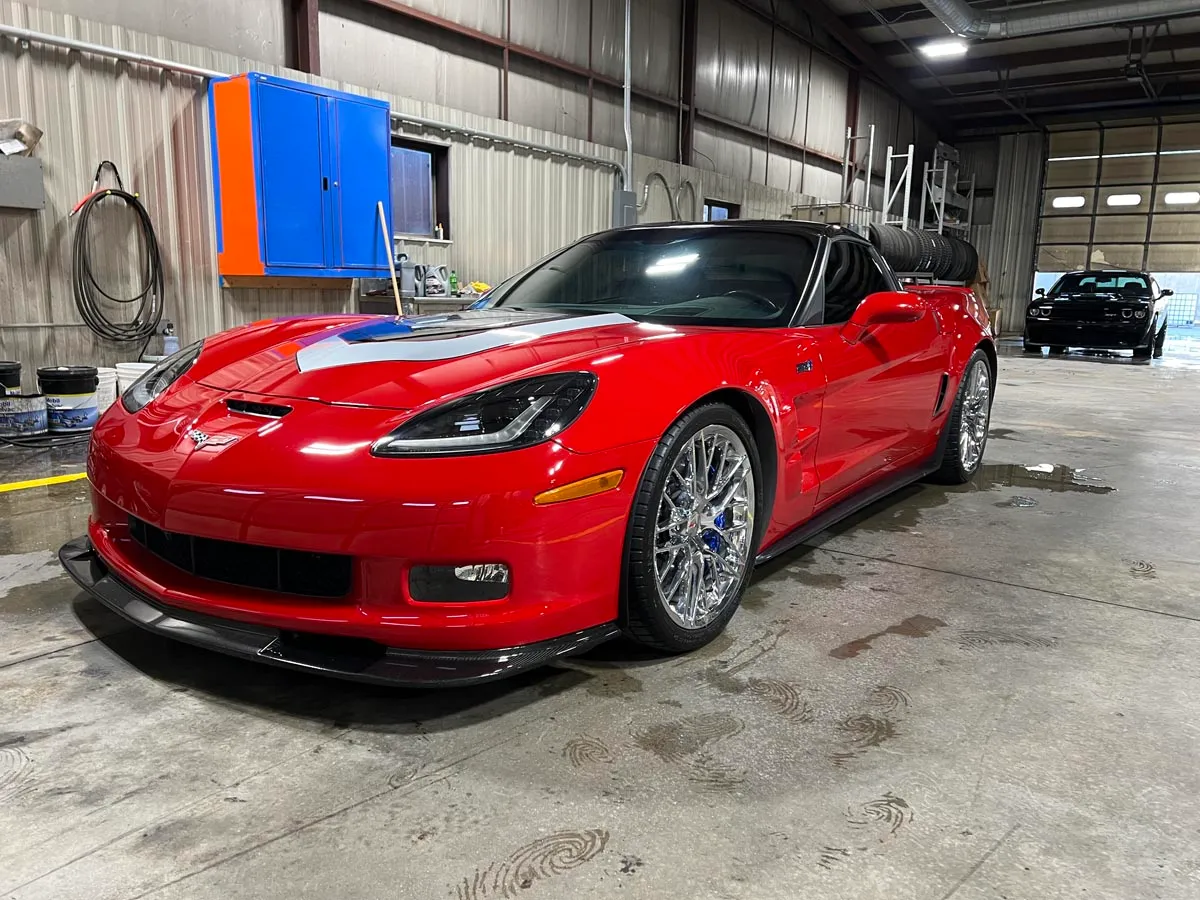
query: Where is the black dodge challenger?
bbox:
[1024,270,1173,359]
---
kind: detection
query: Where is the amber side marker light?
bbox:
[534,470,624,505]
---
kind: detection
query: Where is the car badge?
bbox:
[187,429,237,450]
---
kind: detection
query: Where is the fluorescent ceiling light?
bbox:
[1052,196,1086,209]
[1165,191,1200,205]
[1106,194,1142,207]
[921,39,968,59]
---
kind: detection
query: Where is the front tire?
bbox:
[1133,318,1156,359]
[623,404,762,652]
[930,350,994,485]
[1023,338,1043,354]
[1154,320,1167,358]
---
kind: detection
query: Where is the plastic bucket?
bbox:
[37,366,99,433]
[96,367,118,413]
[0,361,19,395]
[0,393,48,437]
[116,362,155,394]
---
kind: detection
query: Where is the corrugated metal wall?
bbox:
[0,0,944,381]
[971,133,1044,334]
[15,0,291,64]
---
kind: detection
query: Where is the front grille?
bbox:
[128,516,352,598]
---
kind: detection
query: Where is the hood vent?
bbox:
[227,398,293,419]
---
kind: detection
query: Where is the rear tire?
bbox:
[623,404,763,653]
[929,351,994,485]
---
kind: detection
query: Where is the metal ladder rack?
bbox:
[882,144,915,230]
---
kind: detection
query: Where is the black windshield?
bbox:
[1050,273,1151,297]
[485,229,818,327]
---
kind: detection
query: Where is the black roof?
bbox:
[611,219,865,240]
[1065,269,1151,277]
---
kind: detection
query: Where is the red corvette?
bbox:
[61,222,995,686]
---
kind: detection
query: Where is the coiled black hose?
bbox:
[71,161,164,345]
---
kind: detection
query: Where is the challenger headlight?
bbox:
[372,372,597,457]
[122,341,203,413]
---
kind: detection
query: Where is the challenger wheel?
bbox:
[1133,329,1153,359]
[929,351,994,485]
[1154,321,1167,358]
[623,404,762,652]
[1023,339,1042,354]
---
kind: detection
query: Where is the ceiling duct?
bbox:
[917,0,1200,40]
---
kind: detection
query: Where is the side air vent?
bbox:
[227,399,293,418]
[933,374,950,415]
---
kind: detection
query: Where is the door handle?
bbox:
[796,359,814,373]
[322,177,329,191]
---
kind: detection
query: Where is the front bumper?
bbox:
[1024,320,1152,350]
[85,384,656,651]
[60,536,619,687]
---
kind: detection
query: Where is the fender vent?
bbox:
[226,399,292,418]
[933,374,950,415]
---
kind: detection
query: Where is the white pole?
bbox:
[623,0,633,194]
[378,201,404,317]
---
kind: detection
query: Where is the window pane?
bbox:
[491,230,817,327]
[390,146,433,237]
[823,242,892,324]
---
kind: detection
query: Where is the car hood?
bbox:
[1045,292,1151,303]
[194,310,647,409]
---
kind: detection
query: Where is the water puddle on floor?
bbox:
[844,464,1115,534]
[971,463,1116,496]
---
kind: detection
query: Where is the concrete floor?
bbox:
[3,341,1200,900]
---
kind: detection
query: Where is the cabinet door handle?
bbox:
[322,177,329,191]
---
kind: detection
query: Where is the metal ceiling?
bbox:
[814,0,1200,134]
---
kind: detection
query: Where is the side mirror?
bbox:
[1036,288,1046,297]
[1162,288,1174,297]
[842,292,926,342]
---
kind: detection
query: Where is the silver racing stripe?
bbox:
[296,313,636,372]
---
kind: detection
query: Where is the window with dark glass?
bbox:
[390,140,450,239]
[488,229,816,327]
[703,200,741,222]
[822,241,893,324]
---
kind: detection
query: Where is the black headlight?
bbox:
[372,372,597,457]
[122,341,203,413]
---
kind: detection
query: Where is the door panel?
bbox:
[811,323,918,503]
[811,240,948,505]
[256,83,327,268]
[330,98,393,270]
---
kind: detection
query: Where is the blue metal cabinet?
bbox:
[210,72,392,279]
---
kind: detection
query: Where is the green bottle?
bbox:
[449,270,459,296]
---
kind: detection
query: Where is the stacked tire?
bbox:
[869,224,979,283]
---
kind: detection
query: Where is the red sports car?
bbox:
[61,222,995,686]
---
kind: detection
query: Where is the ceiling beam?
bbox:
[953,81,1200,123]
[929,65,1200,104]
[788,0,953,134]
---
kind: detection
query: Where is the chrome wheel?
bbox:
[958,361,992,472]
[653,425,755,630]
